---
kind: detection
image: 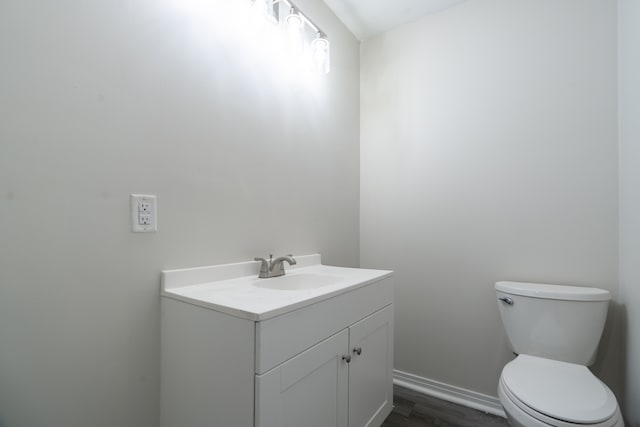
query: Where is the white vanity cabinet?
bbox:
[256,305,393,427]
[160,255,393,427]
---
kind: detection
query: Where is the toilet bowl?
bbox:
[495,281,624,427]
[497,355,622,427]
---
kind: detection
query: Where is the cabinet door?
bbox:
[348,305,394,427]
[255,329,349,427]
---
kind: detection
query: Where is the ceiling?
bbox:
[322,0,468,40]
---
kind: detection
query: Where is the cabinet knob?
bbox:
[342,355,351,363]
[353,347,362,356]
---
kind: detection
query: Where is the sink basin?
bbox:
[252,273,339,290]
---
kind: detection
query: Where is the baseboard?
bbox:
[393,369,506,418]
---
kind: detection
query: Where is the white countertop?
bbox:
[161,254,393,321]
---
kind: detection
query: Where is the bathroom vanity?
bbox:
[160,254,394,427]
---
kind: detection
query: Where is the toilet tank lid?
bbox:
[495,281,610,301]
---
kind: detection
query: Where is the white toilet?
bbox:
[495,281,624,427]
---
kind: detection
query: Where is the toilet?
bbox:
[495,281,624,427]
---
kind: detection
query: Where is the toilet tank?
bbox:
[495,281,610,366]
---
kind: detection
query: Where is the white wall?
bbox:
[0,0,360,425]
[361,0,620,398]
[619,0,640,424]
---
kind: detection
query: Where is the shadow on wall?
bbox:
[591,301,626,419]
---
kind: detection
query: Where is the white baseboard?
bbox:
[393,370,506,418]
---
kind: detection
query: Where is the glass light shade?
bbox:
[286,8,304,56]
[312,35,330,74]
[285,10,303,28]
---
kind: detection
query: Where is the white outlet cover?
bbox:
[131,194,157,232]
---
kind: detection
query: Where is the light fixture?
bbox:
[312,32,330,74]
[249,0,331,75]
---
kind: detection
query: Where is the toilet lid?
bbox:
[502,355,617,424]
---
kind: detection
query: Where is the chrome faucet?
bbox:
[254,254,297,278]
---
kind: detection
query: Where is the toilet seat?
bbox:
[499,377,620,427]
[500,355,618,427]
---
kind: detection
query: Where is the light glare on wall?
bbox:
[253,0,277,24]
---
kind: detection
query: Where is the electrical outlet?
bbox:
[139,214,152,225]
[131,194,157,232]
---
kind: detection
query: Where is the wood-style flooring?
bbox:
[382,385,510,427]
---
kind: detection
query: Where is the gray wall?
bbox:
[360,0,620,398]
[0,0,360,426]
[619,0,640,424]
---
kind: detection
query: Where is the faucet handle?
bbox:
[254,257,269,271]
